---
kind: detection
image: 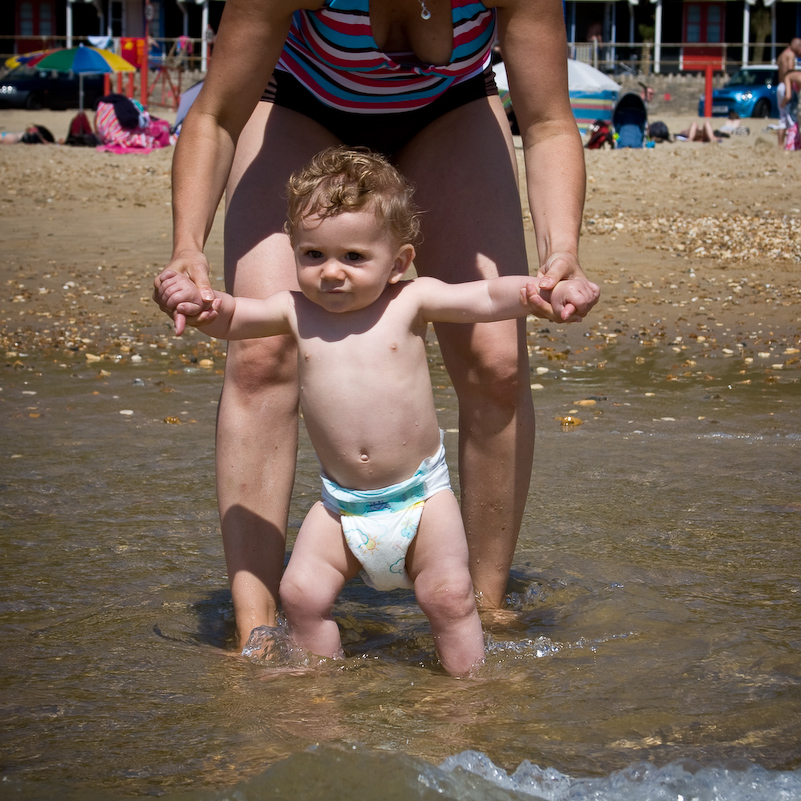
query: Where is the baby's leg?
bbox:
[280,502,361,659]
[406,491,485,676]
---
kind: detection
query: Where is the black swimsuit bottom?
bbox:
[262,67,498,158]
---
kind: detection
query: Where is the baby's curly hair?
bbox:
[285,146,421,246]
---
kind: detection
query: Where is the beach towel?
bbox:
[784,123,800,152]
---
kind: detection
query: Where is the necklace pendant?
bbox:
[419,1,431,20]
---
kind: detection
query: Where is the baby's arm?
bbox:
[415,275,598,324]
[780,75,791,107]
[780,72,801,107]
[158,271,293,339]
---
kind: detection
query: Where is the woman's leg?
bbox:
[397,95,536,610]
[219,102,341,649]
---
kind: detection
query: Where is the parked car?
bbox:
[0,66,106,111]
[697,65,779,118]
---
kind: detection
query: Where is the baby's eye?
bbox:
[345,251,363,262]
[305,249,323,259]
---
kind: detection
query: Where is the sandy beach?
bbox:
[1,105,799,366]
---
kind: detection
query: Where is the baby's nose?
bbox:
[321,259,345,280]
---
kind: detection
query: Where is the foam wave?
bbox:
[440,750,801,801]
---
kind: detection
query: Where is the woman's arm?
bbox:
[493,0,599,321]
[154,0,302,327]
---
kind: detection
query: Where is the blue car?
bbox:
[698,65,779,118]
[0,65,106,111]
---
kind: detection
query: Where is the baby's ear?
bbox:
[388,243,415,283]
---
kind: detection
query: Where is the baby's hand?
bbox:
[183,298,221,330]
[157,270,220,333]
[522,277,599,323]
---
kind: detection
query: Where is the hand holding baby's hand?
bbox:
[521,276,599,323]
[155,270,219,334]
[523,253,600,323]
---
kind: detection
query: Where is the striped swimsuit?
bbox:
[263,0,499,154]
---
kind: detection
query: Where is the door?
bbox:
[681,2,726,70]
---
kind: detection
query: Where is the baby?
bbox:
[158,146,579,676]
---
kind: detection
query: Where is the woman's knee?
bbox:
[445,324,528,409]
[223,336,298,397]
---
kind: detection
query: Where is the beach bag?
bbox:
[95,100,171,151]
[97,93,146,129]
[585,120,614,149]
[65,111,100,147]
[784,123,800,152]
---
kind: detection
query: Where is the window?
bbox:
[683,3,725,45]
[19,2,33,37]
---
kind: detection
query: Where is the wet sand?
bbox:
[1,107,799,368]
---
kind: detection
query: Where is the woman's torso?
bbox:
[276,0,496,112]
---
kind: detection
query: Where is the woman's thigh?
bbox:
[396,96,529,387]
[396,94,527,283]
[223,101,343,299]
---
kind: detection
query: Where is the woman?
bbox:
[154,0,600,652]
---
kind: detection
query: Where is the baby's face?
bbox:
[292,209,411,313]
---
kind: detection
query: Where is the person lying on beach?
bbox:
[715,111,749,137]
[0,125,56,144]
[157,146,587,677]
[676,120,722,143]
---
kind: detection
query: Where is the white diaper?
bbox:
[320,434,451,591]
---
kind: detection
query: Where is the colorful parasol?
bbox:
[33,45,136,75]
[4,49,55,70]
[20,45,136,111]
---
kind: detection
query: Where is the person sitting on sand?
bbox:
[156,146,590,677]
[676,120,721,143]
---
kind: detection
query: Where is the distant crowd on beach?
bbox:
[645,38,801,150]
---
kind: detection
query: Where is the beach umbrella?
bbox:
[4,49,55,69]
[32,44,135,111]
[567,60,621,94]
[493,59,620,134]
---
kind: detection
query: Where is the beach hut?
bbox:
[492,60,620,136]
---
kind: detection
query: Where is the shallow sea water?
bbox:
[1,334,799,800]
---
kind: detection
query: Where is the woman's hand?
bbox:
[153,251,216,335]
[528,252,600,323]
